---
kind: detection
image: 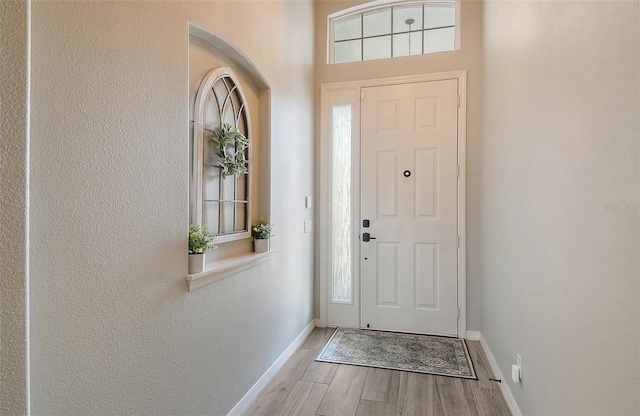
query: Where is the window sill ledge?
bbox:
[186,251,273,292]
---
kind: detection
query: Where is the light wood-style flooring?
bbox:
[245,328,511,416]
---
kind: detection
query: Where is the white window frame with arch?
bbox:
[192,66,253,244]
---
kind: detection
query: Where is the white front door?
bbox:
[360,79,459,336]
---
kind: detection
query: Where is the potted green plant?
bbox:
[251,218,273,253]
[188,224,216,274]
[210,123,249,179]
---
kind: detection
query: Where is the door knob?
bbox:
[362,233,376,242]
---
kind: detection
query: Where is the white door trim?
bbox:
[319,70,467,338]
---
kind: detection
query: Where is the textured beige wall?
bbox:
[29,1,313,414]
[481,1,640,414]
[0,0,30,414]
[313,0,484,330]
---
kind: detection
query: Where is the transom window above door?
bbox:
[329,1,459,64]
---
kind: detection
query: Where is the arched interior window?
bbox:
[329,1,459,64]
[192,67,251,243]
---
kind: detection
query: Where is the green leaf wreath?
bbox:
[210,123,249,179]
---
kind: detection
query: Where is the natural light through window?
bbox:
[331,1,457,64]
[192,68,251,244]
[331,106,353,303]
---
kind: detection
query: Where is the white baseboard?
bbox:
[314,318,323,328]
[227,320,316,416]
[466,330,481,341]
[478,333,522,416]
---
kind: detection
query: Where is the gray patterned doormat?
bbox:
[316,328,477,379]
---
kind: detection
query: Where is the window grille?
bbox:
[192,67,251,243]
[330,1,458,64]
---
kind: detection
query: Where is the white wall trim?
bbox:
[321,70,468,92]
[186,252,272,292]
[465,330,481,341]
[456,71,468,339]
[317,86,329,329]
[479,333,523,416]
[227,320,316,416]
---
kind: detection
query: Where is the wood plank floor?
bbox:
[245,328,511,416]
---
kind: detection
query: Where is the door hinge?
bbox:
[457,307,460,319]
[361,92,365,100]
[457,95,461,107]
[456,165,460,178]
[457,236,460,248]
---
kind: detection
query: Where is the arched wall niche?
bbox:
[188,22,272,263]
[189,23,270,90]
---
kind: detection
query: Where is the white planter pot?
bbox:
[254,239,270,253]
[188,253,205,274]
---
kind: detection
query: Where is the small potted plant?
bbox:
[188,224,216,274]
[251,218,273,253]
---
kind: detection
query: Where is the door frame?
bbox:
[318,70,468,338]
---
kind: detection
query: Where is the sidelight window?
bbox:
[331,105,353,303]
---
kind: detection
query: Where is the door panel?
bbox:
[377,242,399,306]
[377,151,399,217]
[415,149,437,218]
[415,243,437,308]
[360,79,458,336]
